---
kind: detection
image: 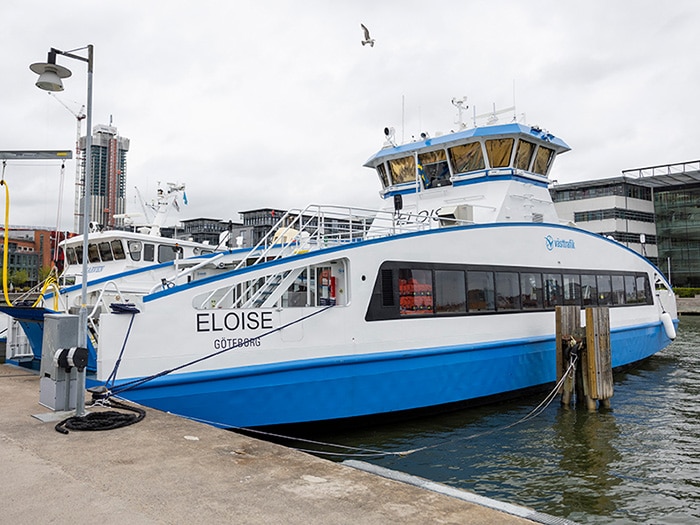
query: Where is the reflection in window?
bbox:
[636,275,649,304]
[467,271,495,311]
[495,271,520,310]
[98,241,113,262]
[514,140,536,170]
[399,268,433,315]
[625,275,638,303]
[88,243,100,263]
[448,142,485,174]
[435,270,466,314]
[544,273,563,308]
[377,164,389,188]
[485,138,514,168]
[612,275,625,305]
[144,243,155,262]
[533,146,555,175]
[419,150,451,189]
[129,241,142,261]
[597,275,613,305]
[111,240,126,260]
[563,274,581,305]
[158,245,179,263]
[521,272,543,309]
[66,247,78,265]
[580,274,598,306]
[388,156,416,184]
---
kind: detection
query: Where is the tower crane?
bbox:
[48,92,86,233]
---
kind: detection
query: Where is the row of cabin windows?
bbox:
[376,138,555,190]
[371,265,652,320]
[64,239,181,265]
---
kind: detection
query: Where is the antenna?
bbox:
[451,96,469,130]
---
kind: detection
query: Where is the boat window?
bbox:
[638,275,652,304]
[317,267,335,306]
[158,244,180,263]
[74,245,83,264]
[376,164,390,188]
[467,270,495,312]
[88,243,100,263]
[611,275,625,305]
[144,243,155,262]
[514,140,536,171]
[434,270,466,314]
[111,240,126,260]
[129,241,142,261]
[66,247,78,265]
[563,274,581,305]
[399,268,433,315]
[533,146,555,175]
[520,272,543,309]
[448,142,485,174]
[495,271,520,310]
[597,275,613,305]
[418,150,451,189]
[624,275,638,303]
[543,273,563,308]
[282,268,310,307]
[485,138,514,168]
[388,156,416,185]
[581,274,598,306]
[98,241,113,262]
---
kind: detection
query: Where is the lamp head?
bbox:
[30,61,72,92]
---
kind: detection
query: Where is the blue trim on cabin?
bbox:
[144,221,672,303]
[101,320,671,428]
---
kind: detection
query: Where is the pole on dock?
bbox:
[555,306,613,410]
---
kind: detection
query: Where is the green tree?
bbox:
[9,269,28,289]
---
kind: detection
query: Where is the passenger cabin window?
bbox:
[467,270,495,312]
[533,146,555,175]
[514,140,536,171]
[388,156,416,184]
[448,142,485,174]
[144,243,155,262]
[365,263,654,322]
[399,269,433,315]
[485,138,514,168]
[520,272,543,309]
[434,270,466,314]
[418,150,451,189]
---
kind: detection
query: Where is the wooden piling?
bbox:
[555,306,582,406]
[583,306,613,404]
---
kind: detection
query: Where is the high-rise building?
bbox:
[78,124,129,232]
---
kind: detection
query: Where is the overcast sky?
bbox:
[1,1,698,229]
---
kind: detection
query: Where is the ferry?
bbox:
[4,114,679,428]
[85,117,678,428]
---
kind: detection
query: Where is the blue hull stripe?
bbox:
[98,321,673,428]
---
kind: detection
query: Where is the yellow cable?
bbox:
[1,180,12,307]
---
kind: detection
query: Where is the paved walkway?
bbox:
[0,364,556,525]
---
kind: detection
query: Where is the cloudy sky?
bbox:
[1,1,698,230]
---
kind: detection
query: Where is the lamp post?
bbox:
[31,45,93,417]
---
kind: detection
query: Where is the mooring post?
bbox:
[555,305,583,407]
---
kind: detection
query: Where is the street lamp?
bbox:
[31,45,94,417]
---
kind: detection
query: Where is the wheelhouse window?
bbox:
[98,241,113,261]
[111,240,126,260]
[434,270,466,314]
[376,163,389,188]
[467,270,495,312]
[129,241,142,261]
[66,247,78,265]
[514,140,536,171]
[87,243,100,263]
[448,142,485,174]
[485,138,514,168]
[144,243,155,262]
[418,150,451,189]
[399,268,433,315]
[533,146,555,175]
[388,156,416,185]
[158,244,180,263]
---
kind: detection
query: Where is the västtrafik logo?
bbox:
[545,235,575,251]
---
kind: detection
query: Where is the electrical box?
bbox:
[39,314,80,411]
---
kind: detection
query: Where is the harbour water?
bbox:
[309,316,700,524]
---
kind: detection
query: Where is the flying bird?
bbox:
[361,23,375,47]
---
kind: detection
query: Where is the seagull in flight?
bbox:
[361,24,375,47]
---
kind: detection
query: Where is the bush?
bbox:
[674,287,700,298]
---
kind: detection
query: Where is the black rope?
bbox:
[55,398,146,435]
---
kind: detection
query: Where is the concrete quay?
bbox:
[0,364,563,525]
[677,296,700,315]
